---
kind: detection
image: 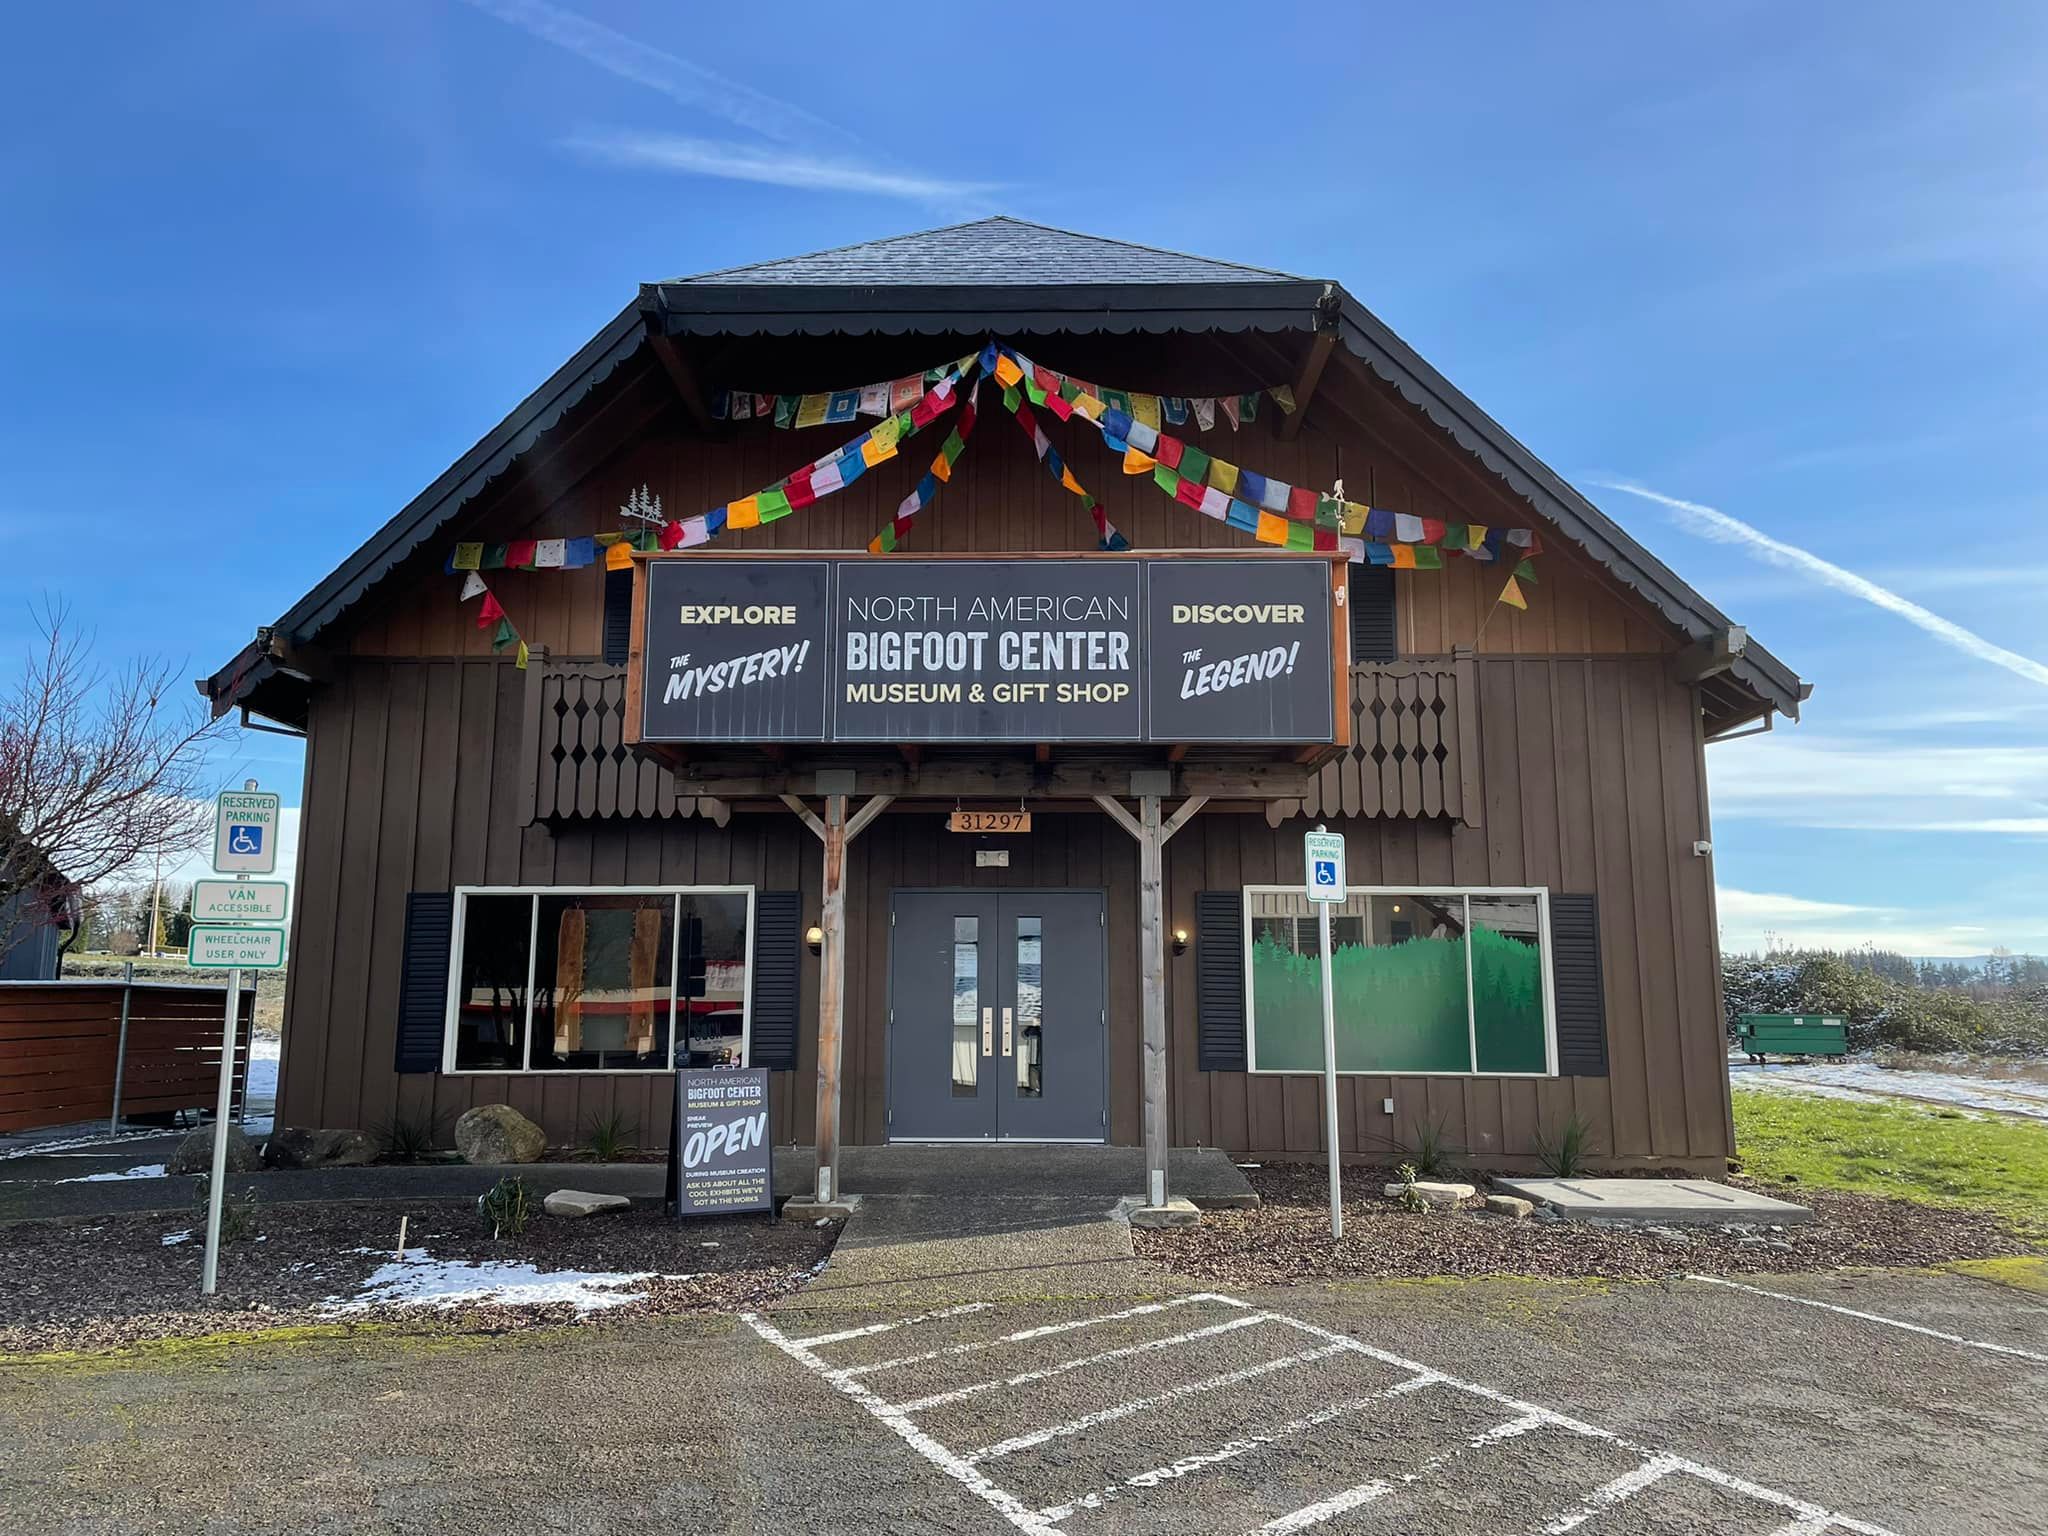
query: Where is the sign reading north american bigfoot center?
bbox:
[640,560,830,742]
[833,560,1143,741]
[667,1067,774,1217]
[1145,559,1339,742]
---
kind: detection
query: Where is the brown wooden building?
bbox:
[205,219,1805,1193]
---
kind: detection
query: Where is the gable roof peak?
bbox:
[667,215,1311,288]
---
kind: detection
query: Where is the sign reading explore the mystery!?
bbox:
[635,554,1340,746]
[665,1067,774,1218]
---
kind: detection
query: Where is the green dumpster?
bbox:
[1736,1013,1848,1062]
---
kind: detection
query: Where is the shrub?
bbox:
[1402,1113,1457,1178]
[1392,1162,1430,1214]
[583,1110,636,1163]
[1533,1112,1599,1177]
[377,1109,443,1163]
[478,1175,533,1239]
[191,1175,259,1243]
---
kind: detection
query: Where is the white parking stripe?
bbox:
[964,1343,1352,1464]
[791,1301,993,1349]
[1039,1376,1444,1523]
[1538,1455,1682,1533]
[751,1293,1904,1536]
[1690,1274,2048,1365]
[842,1295,1217,1379]
[889,1312,1273,1414]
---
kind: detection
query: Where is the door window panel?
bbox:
[1015,916,1042,1097]
[951,916,980,1096]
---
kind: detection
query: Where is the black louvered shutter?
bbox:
[602,567,633,665]
[749,891,802,1071]
[395,892,454,1073]
[1195,891,1248,1071]
[1348,563,1396,663]
[1551,893,1609,1077]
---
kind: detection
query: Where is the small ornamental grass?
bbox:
[1533,1112,1599,1178]
[478,1176,534,1240]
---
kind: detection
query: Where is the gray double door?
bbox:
[887,890,1108,1142]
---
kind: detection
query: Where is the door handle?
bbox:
[982,1007,993,1056]
[1002,1007,1014,1056]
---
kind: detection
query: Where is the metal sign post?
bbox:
[195,781,287,1296]
[1302,825,1347,1241]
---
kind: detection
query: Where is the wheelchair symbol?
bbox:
[1313,858,1338,887]
[228,824,264,857]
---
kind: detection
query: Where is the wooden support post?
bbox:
[1095,788,1206,1209]
[783,787,892,1207]
[815,792,848,1205]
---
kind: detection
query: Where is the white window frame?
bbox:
[441,885,757,1075]
[1241,884,1558,1078]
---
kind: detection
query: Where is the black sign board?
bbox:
[664,1067,774,1218]
[635,554,1339,746]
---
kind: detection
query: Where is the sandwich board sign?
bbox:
[665,1068,774,1217]
[191,879,289,925]
[1303,828,1346,903]
[212,789,281,875]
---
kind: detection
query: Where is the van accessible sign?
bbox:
[665,1068,774,1217]
[634,555,1342,745]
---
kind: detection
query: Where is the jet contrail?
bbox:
[1598,480,2048,690]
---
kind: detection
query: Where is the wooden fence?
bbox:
[0,979,253,1134]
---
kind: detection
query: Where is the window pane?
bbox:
[952,916,979,1096]
[1015,916,1042,1097]
[453,895,532,1070]
[679,893,750,1067]
[532,894,675,1071]
[1471,894,1547,1072]
[1246,890,1472,1072]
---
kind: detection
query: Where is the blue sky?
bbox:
[3,2,2043,955]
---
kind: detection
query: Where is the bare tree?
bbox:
[0,599,229,959]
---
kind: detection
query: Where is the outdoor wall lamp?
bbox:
[806,925,824,955]
[1172,927,1189,957]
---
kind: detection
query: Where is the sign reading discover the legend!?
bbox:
[633,554,1343,746]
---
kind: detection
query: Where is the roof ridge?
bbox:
[664,215,1309,286]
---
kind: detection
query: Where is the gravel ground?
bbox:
[0,1199,840,1355]
[1132,1162,2037,1286]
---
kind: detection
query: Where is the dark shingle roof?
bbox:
[670,217,1306,288]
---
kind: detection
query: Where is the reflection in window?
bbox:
[1470,894,1546,1073]
[951,916,979,1097]
[1016,916,1042,1097]
[452,894,532,1070]
[533,894,675,1070]
[678,894,751,1068]
[1246,889,1547,1075]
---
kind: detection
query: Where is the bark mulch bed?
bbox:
[1133,1162,2037,1287]
[0,1198,839,1356]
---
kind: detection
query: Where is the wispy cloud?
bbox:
[458,0,836,143]
[1710,735,2048,839]
[564,132,996,205]
[1598,480,2048,690]
[461,0,984,207]
[1715,886,2027,957]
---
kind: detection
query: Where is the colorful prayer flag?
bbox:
[533,538,566,569]
[825,390,860,424]
[857,382,890,417]
[727,496,762,530]
[774,395,798,429]
[1162,396,1189,426]
[1131,393,1162,430]
[1220,395,1241,430]
[1123,444,1157,475]
[477,591,504,628]
[491,616,516,650]
[606,539,634,571]
[795,394,830,430]
[1254,511,1289,546]
[1191,397,1216,431]
[563,537,595,569]
[505,539,536,570]
[1268,384,1297,414]
[1499,574,1527,610]
[450,542,484,571]
[1207,458,1239,496]
[458,571,487,601]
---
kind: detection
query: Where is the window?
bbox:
[1242,886,1554,1076]
[444,888,754,1073]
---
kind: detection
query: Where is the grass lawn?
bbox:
[1733,1087,2048,1245]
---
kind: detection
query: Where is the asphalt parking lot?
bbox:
[3,1264,2041,1534]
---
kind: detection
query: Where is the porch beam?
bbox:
[1277,331,1335,443]
[644,328,720,438]
[679,762,1325,801]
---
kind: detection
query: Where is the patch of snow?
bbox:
[245,1036,280,1101]
[0,1129,166,1161]
[58,1163,168,1183]
[161,1229,194,1246]
[1730,1057,2048,1121]
[325,1247,661,1316]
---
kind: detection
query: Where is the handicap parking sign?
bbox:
[1302,828,1346,903]
[213,788,281,874]
[227,824,264,857]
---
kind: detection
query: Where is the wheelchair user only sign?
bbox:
[212,790,281,874]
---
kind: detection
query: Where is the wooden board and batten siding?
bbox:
[273,322,1739,1172]
[0,981,254,1132]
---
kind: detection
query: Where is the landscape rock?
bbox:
[1383,1179,1477,1207]
[265,1127,377,1169]
[542,1189,631,1219]
[167,1124,259,1175]
[454,1104,548,1165]
[1484,1194,1534,1219]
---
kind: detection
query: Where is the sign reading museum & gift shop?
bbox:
[632,553,1344,747]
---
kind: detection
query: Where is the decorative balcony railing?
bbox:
[518,656,725,823]
[1266,653,1481,825]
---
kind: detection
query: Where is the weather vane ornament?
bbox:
[621,484,663,526]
